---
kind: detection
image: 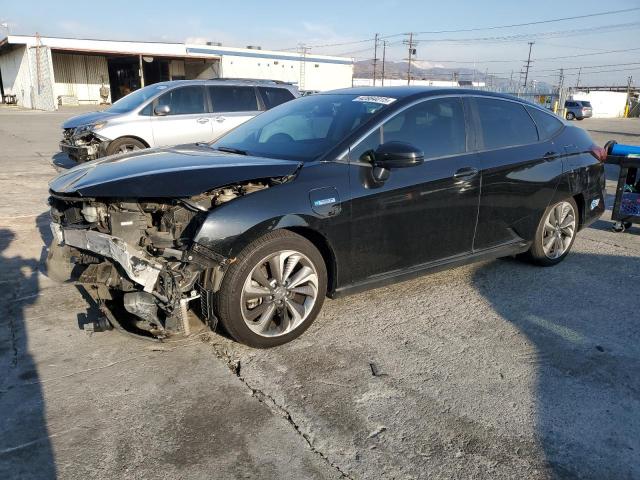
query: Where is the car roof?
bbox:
[322,86,525,100]
[321,86,546,109]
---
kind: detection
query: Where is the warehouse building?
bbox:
[0,35,353,110]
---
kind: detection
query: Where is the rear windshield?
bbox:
[580,101,592,107]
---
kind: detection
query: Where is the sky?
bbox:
[1,0,639,85]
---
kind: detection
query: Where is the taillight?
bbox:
[590,145,607,162]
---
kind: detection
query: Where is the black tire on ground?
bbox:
[523,197,579,266]
[576,117,583,121]
[105,137,146,156]
[214,230,328,348]
[565,112,575,120]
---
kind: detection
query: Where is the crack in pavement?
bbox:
[206,337,353,480]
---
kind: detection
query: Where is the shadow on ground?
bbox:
[51,152,76,171]
[0,226,57,479]
[473,252,640,479]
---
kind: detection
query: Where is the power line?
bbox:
[411,47,640,68]
[411,22,640,44]
[273,7,640,51]
[528,66,640,79]
[342,21,639,55]
[408,7,640,35]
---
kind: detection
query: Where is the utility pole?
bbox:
[575,67,582,88]
[372,33,379,86]
[522,41,534,88]
[556,67,564,114]
[403,33,417,85]
[625,75,633,117]
[381,40,387,86]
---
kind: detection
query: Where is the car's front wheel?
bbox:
[565,112,575,120]
[106,137,146,156]
[525,198,578,266]
[214,230,327,348]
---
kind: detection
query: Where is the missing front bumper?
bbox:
[51,223,162,292]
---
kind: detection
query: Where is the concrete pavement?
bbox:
[0,106,638,479]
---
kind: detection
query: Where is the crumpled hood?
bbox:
[49,145,301,198]
[62,110,120,129]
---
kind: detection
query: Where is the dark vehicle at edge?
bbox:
[47,87,606,347]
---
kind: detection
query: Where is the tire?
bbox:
[106,137,146,156]
[576,117,583,121]
[525,197,578,266]
[565,112,575,121]
[214,230,328,348]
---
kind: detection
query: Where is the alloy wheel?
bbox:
[542,201,576,259]
[117,144,141,153]
[240,250,319,337]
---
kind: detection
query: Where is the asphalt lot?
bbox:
[0,106,638,480]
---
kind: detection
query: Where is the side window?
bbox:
[474,98,538,149]
[526,106,563,140]
[259,87,295,109]
[155,86,206,115]
[350,97,467,162]
[208,86,259,113]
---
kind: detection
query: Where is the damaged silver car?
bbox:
[59,79,298,162]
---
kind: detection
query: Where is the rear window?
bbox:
[208,86,259,113]
[526,106,564,140]
[474,97,539,149]
[259,87,295,109]
[579,101,592,107]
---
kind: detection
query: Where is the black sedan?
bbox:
[47,87,606,347]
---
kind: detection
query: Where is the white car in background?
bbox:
[59,79,299,162]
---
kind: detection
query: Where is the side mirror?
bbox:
[374,141,424,169]
[154,104,171,116]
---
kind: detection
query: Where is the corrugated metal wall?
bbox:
[52,52,110,104]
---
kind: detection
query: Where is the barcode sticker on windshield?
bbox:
[353,96,396,105]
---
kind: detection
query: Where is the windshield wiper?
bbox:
[215,146,248,155]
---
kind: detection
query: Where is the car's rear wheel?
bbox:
[106,137,146,156]
[565,112,575,120]
[525,198,578,266]
[214,230,327,348]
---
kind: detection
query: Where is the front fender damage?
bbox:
[46,175,292,340]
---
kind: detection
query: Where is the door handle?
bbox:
[453,167,479,179]
[196,118,209,124]
[213,116,226,123]
[543,151,558,160]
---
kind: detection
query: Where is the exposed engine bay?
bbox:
[47,179,277,339]
[60,126,108,162]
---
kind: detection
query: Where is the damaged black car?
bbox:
[47,88,606,347]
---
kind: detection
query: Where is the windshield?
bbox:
[107,84,168,113]
[210,94,394,161]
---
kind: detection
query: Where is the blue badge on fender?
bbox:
[313,198,336,207]
[590,198,600,210]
